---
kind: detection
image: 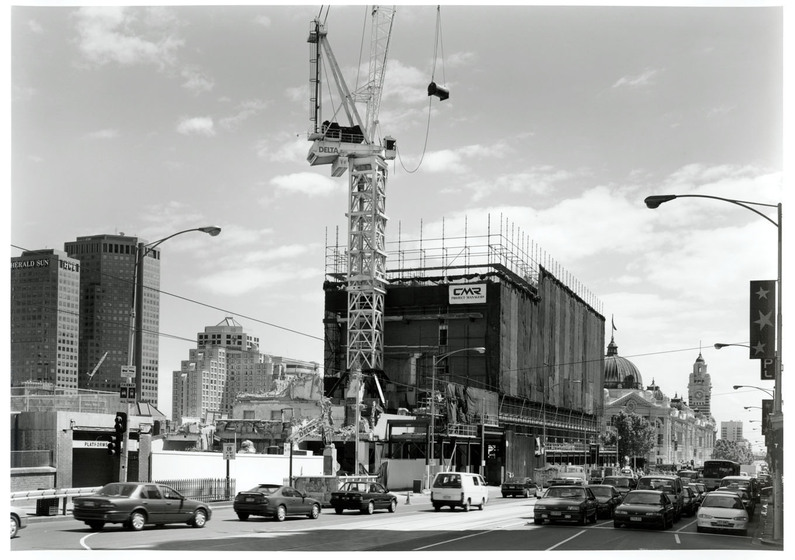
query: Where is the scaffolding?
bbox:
[325,213,603,315]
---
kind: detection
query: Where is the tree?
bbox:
[612,411,657,467]
[712,439,755,464]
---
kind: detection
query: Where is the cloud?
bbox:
[219,100,268,130]
[176,116,215,136]
[72,6,183,70]
[194,262,322,297]
[612,68,660,89]
[270,172,342,197]
[181,66,214,94]
[27,19,43,34]
[86,128,119,140]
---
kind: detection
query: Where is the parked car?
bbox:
[330,481,397,514]
[72,482,211,531]
[501,477,541,498]
[10,506,27,539]
[431,472,489,512]
[696,491,749,535]
[612,490,674,530]
[533,485,598,525]
[713,486,755,516]
[719,476,760,504]
[234,484,321,522]
[635,475,684,521]
[601,476,636,497]
[681,485,698,517]
[587,484,623,518]
[687,483,706,506]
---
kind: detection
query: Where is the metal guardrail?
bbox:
[10,487,103,502]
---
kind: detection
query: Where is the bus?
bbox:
[701,460,741,490]
[677,469,699,483]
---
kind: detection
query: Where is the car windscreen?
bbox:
[604,478,630,488]
[545,487,586,499]
[246,485,279,494]
[623,493,662,505]
[637,479,674,492]
[702,494,743,509]
[588,487,613,497]
[97,483,138,497]
[434,474,462,488]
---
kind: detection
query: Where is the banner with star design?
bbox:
[749,280,776,359]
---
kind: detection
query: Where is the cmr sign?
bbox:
[449,284,486,304]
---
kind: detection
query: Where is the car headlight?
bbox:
[567,506,580,511]
[698,513,713,519]
[535,505,546,511]
[734,515,748,521]
[646,511,661,516]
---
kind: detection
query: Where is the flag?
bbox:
[749,280,776,359]
[612,315,617,331]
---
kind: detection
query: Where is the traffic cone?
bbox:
[405,491,411,504]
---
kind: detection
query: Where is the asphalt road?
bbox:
[11,488,777,552]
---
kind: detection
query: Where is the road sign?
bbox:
[761,358,776,381]
[223,443,236,460]
[120,382,136,403]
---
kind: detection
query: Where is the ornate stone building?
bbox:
[602,336,716,468]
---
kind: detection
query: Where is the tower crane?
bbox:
[307,6,396,376]
[86,351,108,383]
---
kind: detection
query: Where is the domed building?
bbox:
[601,336,716,469]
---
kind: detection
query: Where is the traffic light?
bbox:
[108,412,127,456]
[114,411,128,433]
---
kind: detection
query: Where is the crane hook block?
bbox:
[427,82,449,101]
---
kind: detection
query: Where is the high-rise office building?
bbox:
[172,317,320,423]
[64,234,161,405]
[10,249,81,391]
[720,420,744,442]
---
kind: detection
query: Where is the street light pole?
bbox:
[426,346,485,488]
[646,193,782,544]
[132,226,221,403]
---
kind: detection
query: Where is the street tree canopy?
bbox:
[610,410,657,466]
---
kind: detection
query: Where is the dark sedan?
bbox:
[681,486,698,517]
[330,481,398,514]
[533,485,598,525]
[602,476,636,496]
[612,490,674,530]
[587,484,623,518]
[72,482,211,531]
[501,477,541,498]
[234,484,321,522]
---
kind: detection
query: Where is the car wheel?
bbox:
[128,511,146,531]
[308,503,321,519]
[334,508,344,515]
[388,499,397,513]
[479,498,486,511]
[274,505,287,522]
[237,513,250,521]
[613,521,621,528]
[666,514,674,529]
[696,526,704,533]
[11,516,20,538]
[362,501,374,515]
[463,499,471,512]
[433,504,441,511]
[87,521,105,531]
[190,509,208,528]
[534,519,543,525]
[502,494,508,499]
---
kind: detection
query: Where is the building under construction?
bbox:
[323,215,606,484]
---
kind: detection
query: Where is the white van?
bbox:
[431,472,489,511]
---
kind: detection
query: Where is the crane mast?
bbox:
[307,7,396,375]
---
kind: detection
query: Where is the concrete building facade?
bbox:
[11,249,81,392]
[64,234,161,405]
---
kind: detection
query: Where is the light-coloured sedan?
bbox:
[696,491,749,535]
[11,506,27,538]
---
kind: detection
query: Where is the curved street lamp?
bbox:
[733,384,775,398]
[132,226,222,402]
[645,193,783,543]
[426,346,486,487]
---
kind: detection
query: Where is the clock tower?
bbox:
[688,352,712,416]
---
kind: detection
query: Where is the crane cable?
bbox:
[397,5,446,174]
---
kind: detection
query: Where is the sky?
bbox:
[4,1,790,453]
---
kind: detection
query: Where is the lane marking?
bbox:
[546,529,587,551]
